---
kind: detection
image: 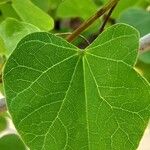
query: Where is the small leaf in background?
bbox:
[118,8,150,36]
[0,134,26,150]
[94,0,103,6]
[0,18,40,54]
[0,55,5,93]
[118,8,150,67]
[139,51,150,64]
[31,0,51,12]
[3,24,150,150]
[47,0,63,10]
[12,0,54,31]
[136,51,150,83]
[0,117,7,132]
[0,1,20,22]
[136,0,150,7]
[136,60,150,82]
[31,0,62,12]
[102,0,140,17]
[0,0,8,4]
[57,0,98,19]
[0,83,4,94]
[0,37,6,54]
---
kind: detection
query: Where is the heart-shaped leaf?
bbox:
[3,24,150,150]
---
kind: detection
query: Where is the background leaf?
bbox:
[31,0,51,12]
[139,51,150,64]
[0,1,19,22]
[0,18,40,54]
[0,116,7,132]
[0,134,26,150]
[0,37,6,54]
[136,60,150,82]
[56,0,98,19]
[12,0,54,31]
[31,0,62,12]
[118,8,150,36]
[102,0,140,17]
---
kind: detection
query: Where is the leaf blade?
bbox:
[3,24,150,150]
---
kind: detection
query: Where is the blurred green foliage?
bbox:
[0,116,7,132]
[0,134,26,150]
[0,18,39,54]
[118,8,150,36]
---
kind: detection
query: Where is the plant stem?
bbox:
[99,1,118,34]
[66,0,120,42]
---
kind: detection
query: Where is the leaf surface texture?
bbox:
[3,24,150,150]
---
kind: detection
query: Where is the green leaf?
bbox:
[0,0,8,5]
[0,134,26,150]
[31,0,50,12]
[0,18,40,54]
[139,51,150,64]
[12,0,54,31]
[57,0,97,19]
[118,8,150,36]
[103,0,145,18]
[0,116,7,132]
[0,55,5,93]
[136,0,150,7]
[136,60,150,82]
[0,1,20,22]
[31,0,62,12]
[3,24,150,150]
[0,36,6,54]
[48,0,63,10]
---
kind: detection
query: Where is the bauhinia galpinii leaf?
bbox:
[3,24,150,150]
